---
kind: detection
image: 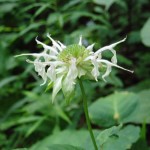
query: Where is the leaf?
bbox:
[0,3,17,13]
[93,0,116,10]
[141,18,150,47]
[13,148,29,150]
[25,117,46,137]
[30,130,89,150]
[131,139,150,150]
[18,22,44,37]
[128,31,141,44]
[0,76,18,88]
[97,125,140,150]
[89,92,138,127]
[97,124,122,146]
[127,79,150,92]
[47,144,84,150]
[33,4,49,19]
[123,89,150,124]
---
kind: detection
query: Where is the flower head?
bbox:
[15,34,133,102]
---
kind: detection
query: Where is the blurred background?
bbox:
[0,0,150,150]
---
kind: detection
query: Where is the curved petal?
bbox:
[91,58,100,81]
[47,33,62,51]
[47,65,56,82]
[36,37,58,54]
[52,75,63,103]
[97,59,134,73]
[102,64,112,81]
[95,37,126,55]
[67,58,78,80]
[86,43,95,51]
[58,41,66,49]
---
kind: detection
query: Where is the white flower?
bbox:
[15,34,133,102]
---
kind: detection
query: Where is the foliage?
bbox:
[0,0,150,150]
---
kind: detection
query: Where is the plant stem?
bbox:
[78,79,98,150]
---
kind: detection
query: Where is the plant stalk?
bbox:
[78,79,98,150]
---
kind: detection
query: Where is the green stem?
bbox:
[78,79,98,150]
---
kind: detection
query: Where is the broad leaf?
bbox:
[30,130,89,150]
[123,89,150,123]
[47,144,84,150]
[89,92,138,127]
[84,125,140,150]
[97,125,140,150]
[97,124,122,146]
[141,18,150,47]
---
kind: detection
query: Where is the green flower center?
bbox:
[58,44,90,63]
[58,44,93,79]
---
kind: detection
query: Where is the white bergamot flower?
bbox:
[15,34,133,102]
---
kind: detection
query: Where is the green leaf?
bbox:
[33,4,49,19]
[131,139,150,150]
[97,125,140,150]
[93,0,116,10]
[97,124,122,146]
[13,148,29,150]
[127,79,150,92]
[0,76,18,88]
[0,3,17,13]
[141,18,150,47]
[47,144,84,150]
[25,117,46,137]
[123,89,150,124]
[89,92,138,127]
[30,130,88,150]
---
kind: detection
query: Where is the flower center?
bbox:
[58,44,90,63]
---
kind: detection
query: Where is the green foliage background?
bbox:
[0,0,150,150]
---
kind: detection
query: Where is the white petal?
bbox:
[40,73,47,86]
[86,43,95,51]
[52,76,63,103]
[58,41,66,49]
[97,59,133,73]
[77,66,86,78]
[62,76,75,99]
[15,53,40,58]
[30,58,47,86]
[56,66,67,74]
[15,53,57,60]
[67,58,78,80]
[110,48,117,64]
[36,37,58,54]
[47,33,62,51]
[47,65,56,81]
[84,55,94,61]
[95,37,126,55]
[78,35,82,46]
[91,58,100,81]
[102,65,112,82]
